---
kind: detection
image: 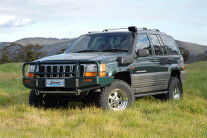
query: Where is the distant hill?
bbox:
[176,40,207,56]
[0,42,11,50]
[38,38,76,56]
[175,40,207,63]
[15,37,69,46]
[0,37,206,63]
[13,37,76,56]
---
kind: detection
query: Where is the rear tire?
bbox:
[154,77,183,100]
[167,77,183,100]
[29,90,43,107]
[99,80,134,111]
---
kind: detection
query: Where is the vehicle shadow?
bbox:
[41,101,97,110]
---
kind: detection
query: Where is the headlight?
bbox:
[28,65,36,73]
[85,64,97,72]
[26,65,38,78]
[84,63,106,77]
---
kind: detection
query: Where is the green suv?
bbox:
[22,26,185,111]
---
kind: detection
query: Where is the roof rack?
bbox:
[103,27,128,32]
[147,29,160,32]
[88,31,100,34]
[103,26,138,33]
[137,28,160,32]
[138,27,148,30]
[88,26,160,34]
[102,27,158,32]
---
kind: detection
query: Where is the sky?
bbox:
[0,0,206,45]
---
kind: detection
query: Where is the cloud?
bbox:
[0,0,206,44]
[0,15,32,27]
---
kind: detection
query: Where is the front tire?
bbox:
[99,80,134,111]
[29,90,43,107]
[83,92,100,107]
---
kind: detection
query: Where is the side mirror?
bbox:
[117,55,134,66]
[137,49,149,57]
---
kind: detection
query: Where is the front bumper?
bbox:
[23,76,114,90]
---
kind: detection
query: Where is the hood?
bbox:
[36,52,127,62]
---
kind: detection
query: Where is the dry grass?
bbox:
[0,62,207,137]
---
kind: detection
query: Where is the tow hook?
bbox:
[35,89,40,95]
[76,89,81,95]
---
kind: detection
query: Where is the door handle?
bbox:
[151,59,156,62]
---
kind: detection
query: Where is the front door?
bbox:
[130,33,158,94]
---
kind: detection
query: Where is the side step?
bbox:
[134,91,168,98]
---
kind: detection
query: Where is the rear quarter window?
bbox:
[148,34,164,56]
[161,35,180,55]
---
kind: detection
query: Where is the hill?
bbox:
[0,37,206,63]
[176,40,207,63]
[38,38,76,56]
[0,42,11,50]
[15,37,69,46]
[0,62,206,137]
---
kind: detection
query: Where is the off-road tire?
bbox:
[99,79,135,110]
[29,90,43,107]
[83,92,100,107]
[154,77,183,100]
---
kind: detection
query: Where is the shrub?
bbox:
[179,47,190,62]
[0,54,10,63]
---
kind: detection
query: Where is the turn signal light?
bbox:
[182,59,185,70]
[84,72,97,77]
[26,72,34,77]
[99,64,106,77]
[99,72,106,77]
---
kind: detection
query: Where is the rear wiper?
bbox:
[102,48,128,52]
[75,50,102,53]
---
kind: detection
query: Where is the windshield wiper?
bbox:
[75,50,102,53]
[75,49,128,53]
[101,48,128,52]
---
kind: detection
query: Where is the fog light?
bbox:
[25,79,31,83]
[85,79,92,82]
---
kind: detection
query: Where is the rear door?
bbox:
[148,34,170,91]
[130,33,158,94]
[161,35,182,71]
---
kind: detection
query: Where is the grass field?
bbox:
[0,62,207,137]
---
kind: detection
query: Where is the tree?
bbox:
[179,47,190,62]
[16,43,46,62]
[0,54,10,63]
[25,49,36,62]
[56,48,66,55]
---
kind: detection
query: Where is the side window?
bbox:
[136,34,152,55]
[149,35,163,55]
[161,35,179,55]
[157,35,167,55]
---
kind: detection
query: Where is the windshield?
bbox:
[66,33,133,53]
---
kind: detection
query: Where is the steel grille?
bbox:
[38,64,82,78]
